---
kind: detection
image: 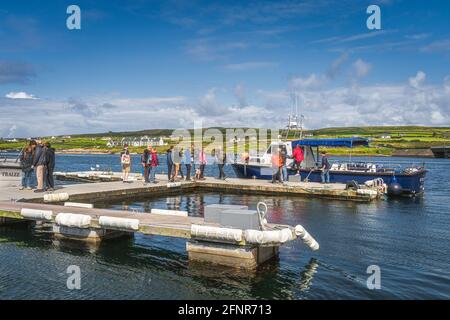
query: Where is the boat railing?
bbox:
[329,159,426,173]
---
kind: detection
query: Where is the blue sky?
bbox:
[1,0,450,136]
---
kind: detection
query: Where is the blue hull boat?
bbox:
[231,163,426,197]
[231,137,427,197]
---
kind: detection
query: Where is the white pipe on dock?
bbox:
[55,213,91,228]
[295,225,319,251]
[98,216,139,231]
[20,208,53,221]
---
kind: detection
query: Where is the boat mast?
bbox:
[284,92,304,141]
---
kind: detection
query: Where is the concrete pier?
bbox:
[0,171,332,269]
[0,174,381,203]
[0,200,316,269]
[53,225,131,242]
[0,216,30,226]
[187,241,279,269]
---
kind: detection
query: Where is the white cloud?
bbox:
[327,52,349,79]
[421,39,450,53]
[289,74,324,91]
[5,91,38,99]
[408,71,426,88]
[352,59,372,78]
[1,72,449,137]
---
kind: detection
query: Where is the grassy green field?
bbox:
[1,126,449,157]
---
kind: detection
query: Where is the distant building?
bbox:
[379,134,391,139]
[119,136,166,147]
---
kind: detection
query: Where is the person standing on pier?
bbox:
[172,147,181,181]
[184,146,192,181]
[141,148,150,183]
[148,146,159,183]
[320,151,331,184]
[19,141,35,190]
[120,145,131,183]
[166,146,174,181]
[280,145,288,182]
[215,148,227,180]
[199,148,207,180]
[178,148,184,180]
[44,142,56,191]
[292,145,304,176]
[32,139,47,193]
[271,147,283,183]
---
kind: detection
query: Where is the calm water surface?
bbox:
[0,154,449,299]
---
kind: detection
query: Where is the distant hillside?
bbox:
[2,126,449,157]
[70,125,450,140]
[306,126,450,138]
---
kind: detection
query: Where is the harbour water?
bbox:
[0,154,449,299]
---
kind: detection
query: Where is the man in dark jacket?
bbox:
[166,146,174,181]
[320,151,331,183]
[33,139,47,192]
[44,142,56,191]
[19,143,35,190]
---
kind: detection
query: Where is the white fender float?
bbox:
[55,213,91,228]
[244,228,294,245]
[151,208,188,217]
[191,224,243,243]
[295,225,320,251]
[20,208,53,221]
[98,216,139,231]
[167,182,182,188]
[44,192,69,203]
[64,202,94,209]
[356,189,378,196]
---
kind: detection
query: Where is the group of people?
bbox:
[120,143,331,184]
[270,144,291,183]
[119,145,228,183]
[270,144,331,184]
[19,139,56,192]
[165,146,226,182]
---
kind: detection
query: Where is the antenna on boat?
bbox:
[284,92,304,141]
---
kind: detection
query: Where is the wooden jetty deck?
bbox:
[0,201,209,239]
[0,195,315,269]
[0,172,335,269]
[0,173,381,203]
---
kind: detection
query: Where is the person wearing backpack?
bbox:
[120,145,132,183]
[148,146,159,183]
